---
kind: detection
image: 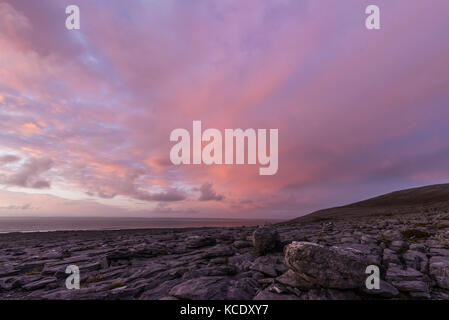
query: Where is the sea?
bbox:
[0,217,284,234]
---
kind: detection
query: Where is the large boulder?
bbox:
[252,227,281,255]
[284,241,369,289]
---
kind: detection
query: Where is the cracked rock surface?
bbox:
[1,210,449,300]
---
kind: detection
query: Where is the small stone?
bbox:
[383,248,401,266]
[437,221,449,229]
[169,276,227,300]
[186,235,216,249]
[382,230,404,242]
[429,248,449,256]
[340,237,358,244]
[403,250,428,272]
[253,289,300,300]
[391,280,429,295]
[22,277,57,291]
[321,222,334,232]
[106,248,133,262]
[409,243,426,253]
[252,227,281,255]
[233,240,252,249]
[389,240,408,253]
[134,243,168,257]
[209,257,227,265]
[250,262,277,277]
[275,270,314,289]
[429,256,449,289]
[386,264,424,282]
[361,235,378,245]
[202,244,235,258]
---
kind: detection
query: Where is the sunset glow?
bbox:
[1,0,449,218]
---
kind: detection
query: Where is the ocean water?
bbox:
[0,217,283,233]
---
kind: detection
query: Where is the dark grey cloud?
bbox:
[117,169,186,202]
[198,183,224,201]
[84,168,186,202]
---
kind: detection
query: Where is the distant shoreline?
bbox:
[0,224,259,239]
[0,225,261,235]
[0,217,285,235]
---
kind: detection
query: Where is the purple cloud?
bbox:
[0,155,21,164]
[198,183,224,201]
[2,158,53,189]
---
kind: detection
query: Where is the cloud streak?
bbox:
[0,203,32,210]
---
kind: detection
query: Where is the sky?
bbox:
[0,0,449,219]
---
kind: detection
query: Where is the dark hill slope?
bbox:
[287,183,449,224]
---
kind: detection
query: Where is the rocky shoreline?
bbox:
[1,210,449,300]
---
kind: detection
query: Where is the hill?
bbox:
[287,183,449,224]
